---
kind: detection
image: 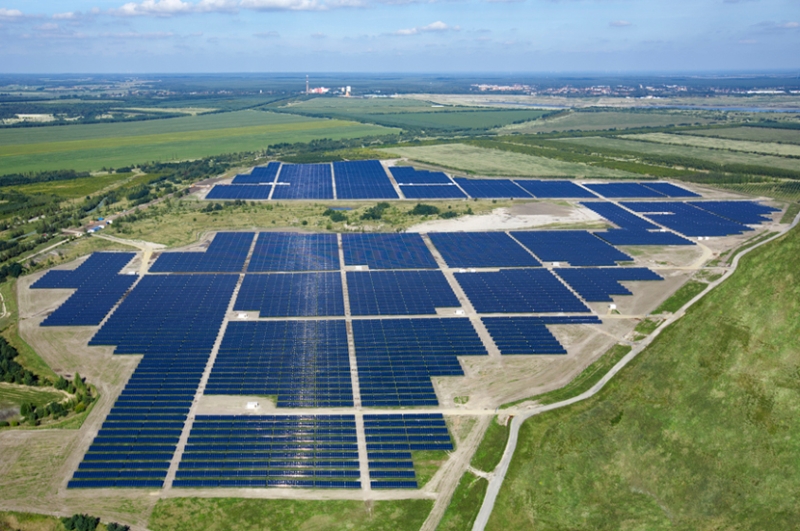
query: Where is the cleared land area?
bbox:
[0,111,395,174]
[13,172,136,199]
[558,135,800,172]
[500,110,719,134]
[691,126,800,145]
[626,132,800,157]
[486,224,800,531]
[381,143,637,177]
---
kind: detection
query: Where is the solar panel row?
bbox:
[206,185,274,200]
[511,231,633,266]
[236,273,344,317]
[347,271,459,316]
[429,232,540,268]
[389,167,453,184]
[333,160,398,199]
[622,202,751,237]
[452,177,531,198]
[150,232,254,273]
[273,163,334,200]
[689,201,779,225]
[342,233,438,270]
[232,162,281,184]
[248,232,339,272]
[554,267,663,302]
[514,180,596,198]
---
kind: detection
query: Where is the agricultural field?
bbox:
[626,132,800,157]
[500,110,722,134]
[0,111,396,175]
[13,173,135,199]
[691,126,800,145]
[381,143,637,178]
[558,135,800,172]
[486,224,800,531]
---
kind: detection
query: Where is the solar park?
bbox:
[25,183,781,495]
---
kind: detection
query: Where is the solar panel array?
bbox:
[512,231,633,266]
[642,182,700,197]
[390,167,454,184]
[366,414,452,489]
[33,253,137,327]
[513,180,596,198]
[333,160,398,200]
[581,202,657,230]
[248,233,339,272]
[554,268,663,302]
[399,185,466,199]
[206,321,353,407]
[150,232,254,273]
[232,162,281,184]
[584,182,671,198]
[342,233,438,269]
[622,202,751,237]
[581,202,694,246]
[273,163,334,200]
[429,232,540,268]
[354,319,486,407]
[236,273,344,317]
[482,316,601,355]
[456,268,590,313]
[174,415,360,488]
[347,271,459,316]
[452,177,531,198]
[690,201,779,225]
[206,185,274,200]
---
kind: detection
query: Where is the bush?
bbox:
[61,514,100,531]
[410,204,440,216]
[439,211,459,219]
[107,523,130,531]
[323,209,348,222]
[361,202,391,220]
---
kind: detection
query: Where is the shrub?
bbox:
[410,204,440,216]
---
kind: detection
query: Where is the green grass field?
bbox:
[500,110,720,134]
[652,280,708,313]
[470,418,510,473]
[437,472,488,531]
[381,143,637,178]
[149,498,433,531]
[627,132,800,157]
[0,384,65,409]
[486,224,800,531]
[691,126,800,145]
[13,172,133,198]
[719,181,800,202]
[0,511,64,531]
[559,136,800,172]
[0,111,396,175]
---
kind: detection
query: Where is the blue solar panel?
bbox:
[513,180,597,198]
[584,183,666,198]
[641,182,700,197]
[594,230,694,246]
[206,185,273,200]
[622,202,751,237]
[333,160,398,199]
[355,320,486,407]
[455,269,591,313]
[232,162,281,184]
[554,268,663,302]
[485,317,570,354]
[33,252,137,326]
[347,271,459,315]
[248,233,339,272]
[342,233,437,269]
[512,231,632,266]
[453,178,531,198]
[150,232,254,273]
[399,185,466,199]
[581,202,658,230]
[236,273,344,317]
[206,321,353,407]
[689,201,779,225]
[273,163,334,200]
[429,232,540,268]
[390,167,454,184]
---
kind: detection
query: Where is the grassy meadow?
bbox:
[0,111,396,174]
[627,132,800,157]
[486,224,800,530]
[499,110,721,134]
[691,126,800,145]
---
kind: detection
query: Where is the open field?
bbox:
[437,472,488,531]
[486,224,800,531]
[13,173,134,199]
[0,111,396,175]
[626,132,800,157]
[469,418,510,473]
[284,97,486,115]
[558,135,800,172]
[500,110,721,134]
[0,511,64,531]
[381,143,637,178]
[718,181,800,202]
[691,126,800,145]
[149,498,433,531]
[0,384,66,409]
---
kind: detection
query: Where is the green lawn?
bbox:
[149,498,433,531]
[437,472,488,531]
[470,418,510,473]
[381,143,636,178]
[13,172,133,198]
[486,224,800,531]
[500,110,720,134]
[652,280,708,314]
[0,111,396,174]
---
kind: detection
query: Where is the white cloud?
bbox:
[609,20,631,27]
[111,0,327,15]
[53,12,76,19]
[115,0,194,16]
[777,21,799,29]
[36,23,59,31]
[0,8,23,18]
[254,30,280,37]
[394,20,459,35]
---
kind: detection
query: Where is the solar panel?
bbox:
[150,232,254,273]
[232,162,281,184]
[333,160,398,199]
[452,178,532,199]
[206,185,273,200]
[513,180,596,198]
[584,183,666,198]
[206,321,353,407]
[481,318,566,355]
[641,182,700,197]
[248,233,339,272]
[390,167,454,184]
[554,267,663,302]
[272,163,334,200]
[429,232,540,268]
[455,268,591,313]
[594,230,694,246]
[581,202,658,230]
[347,271,459,315]
[689,201,779,225]
[343,233,437,269]
[399,185,466,199]
[512,231,633,266]
[622,202,751,237]
[236,273,344,317]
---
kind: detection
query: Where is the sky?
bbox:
[0,0,798,73]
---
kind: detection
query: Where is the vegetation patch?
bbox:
[470,417,510,473]
[437,472,488,531]
[652,280,708,314]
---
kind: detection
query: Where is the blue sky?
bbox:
[0,0,798,72]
